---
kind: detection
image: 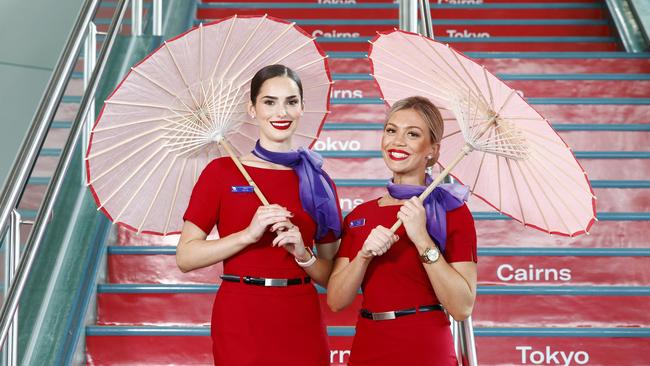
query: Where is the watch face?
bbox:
[426,248,439,262]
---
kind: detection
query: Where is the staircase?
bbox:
[84,1,650,365]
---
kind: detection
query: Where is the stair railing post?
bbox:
[82,22,97,184]
[4,211,21,366]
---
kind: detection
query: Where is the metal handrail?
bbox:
[418,0,433,38]
[0,0,100,241]
[605,0,648,52]
[0,0,131,349]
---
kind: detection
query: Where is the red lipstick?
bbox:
[387,149,410,161]
[270,120,292,130]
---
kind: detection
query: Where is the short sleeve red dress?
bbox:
[183,157,341,366]
[337,198,477,366]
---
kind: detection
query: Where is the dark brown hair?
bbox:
[250,64,303,103]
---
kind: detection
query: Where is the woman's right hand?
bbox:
[244,204,294,243]
[359,225,399,259]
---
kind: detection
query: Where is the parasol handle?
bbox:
[389,144,472,234]
[220,139,270,206]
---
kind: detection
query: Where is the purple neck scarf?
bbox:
[387,176,469,252]
[252,140,341,241]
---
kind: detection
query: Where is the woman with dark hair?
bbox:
[327,96,477,366]
[177,64,342,365]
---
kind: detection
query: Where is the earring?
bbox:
[250,114,255,119]
[426,155,433,160]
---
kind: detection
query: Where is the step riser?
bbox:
[317,41,618,52]
[332,79,650,98]
[204,0,601,3]
[54,102,80,121]
[86,336,212,365]
[329,58,650,74]
[97,292,650,327]
[19,185,48,212]
[86,334,650,365]
[35,149,650,183]
[113,221,650,248]
[333,186,648,214]
[108,253,650,286]
[477,337,650,365]
[321,157,650,181]
[330,336,650,366]
[97,293,213,326]
[317,129,650,152]
[108,255,222,284]
[475,220,650,247]
[195,22,611,37]
[42,127,72,149]
[197,8,605,20]
[328,104,650,124]
[479,256,650,286]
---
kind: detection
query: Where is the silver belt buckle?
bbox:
[371,311,396,321]
[264,278,288,287]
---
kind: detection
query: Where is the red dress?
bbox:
[183,157,340,366]
[337,198,477,366]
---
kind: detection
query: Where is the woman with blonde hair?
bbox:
[327,96,477,365]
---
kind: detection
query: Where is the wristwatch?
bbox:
[295,247,317,268]
[420,246,440,264]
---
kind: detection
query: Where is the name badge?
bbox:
[231,185,255,193]
[349,218,366,228]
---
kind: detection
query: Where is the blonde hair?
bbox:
[385,96,444,166]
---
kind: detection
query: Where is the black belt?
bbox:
[220,274,311,287]
[360,304,443,321]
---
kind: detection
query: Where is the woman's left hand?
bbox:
[271,220,309,260]
[397,197,430,245]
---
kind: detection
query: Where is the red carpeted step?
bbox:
[332,78,650,99]
[499,80,650,98]
[196,6,604,20]
[202,0,397,2]
[322,156,650,181]
[432,23,611,37]
[477,56,650,74]
[474,334,650,365]
[87,329,650,365]
[478,254,650,286]
[333,76,650,99]
[334,185,649,213]
[196,7,400,19]
[534,104,650,124]
[115,228,186,246]
[468,187,647,213]
[319,129,650,152]
[87,324,650,365]
[97,286,650,328]
[328,56,650,74]
[109,245,650,285]
[474,220,650,247]
[316,39,619,52]
[194,21,611,38]
[86,333,212,365]
[202,0,601,2]
[97,292,213,326]
[108,252,222,284]
[558,130,650,150]
[328,103,650,123]
[19,185,48,212]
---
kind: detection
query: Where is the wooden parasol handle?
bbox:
[220,139,270,206]
[389,145,471,233]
